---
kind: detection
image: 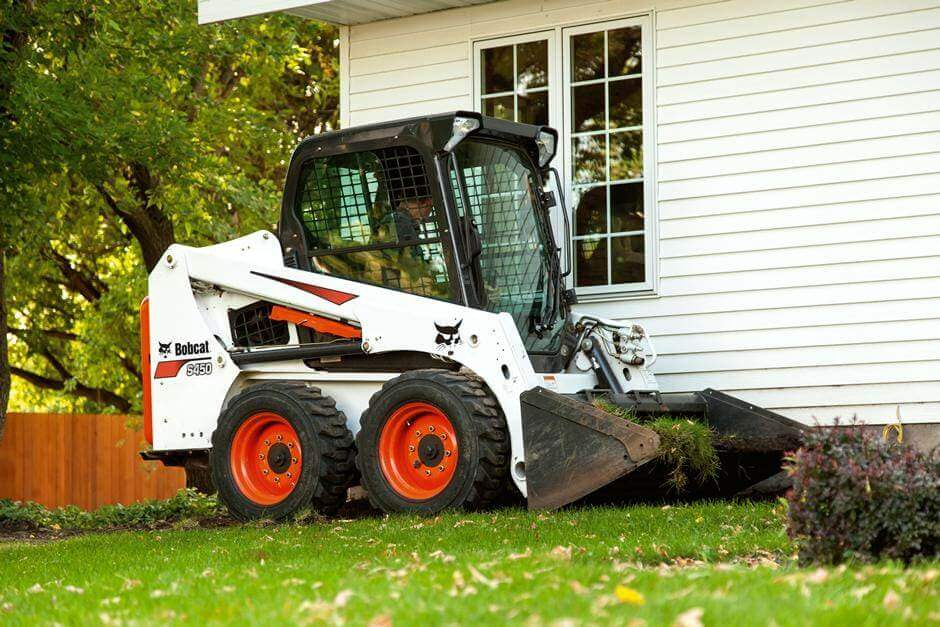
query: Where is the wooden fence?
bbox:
[0,413,185,510]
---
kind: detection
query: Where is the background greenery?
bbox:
[0,0,339,427]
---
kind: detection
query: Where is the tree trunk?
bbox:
[0,251,10,441]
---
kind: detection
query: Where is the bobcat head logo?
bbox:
[158,341,172,357]
[434,320,462,348]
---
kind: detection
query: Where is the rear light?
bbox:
[140,297,153,445]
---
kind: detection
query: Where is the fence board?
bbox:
[0,413,185,510]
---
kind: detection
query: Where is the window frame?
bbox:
[470,15,657,300]
[472,30,561,131]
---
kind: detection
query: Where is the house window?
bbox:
[474,17,654,296]
[476,33,553,126]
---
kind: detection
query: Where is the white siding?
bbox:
[346,0,940,425]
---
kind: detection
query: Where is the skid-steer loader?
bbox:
[140,112,806,520]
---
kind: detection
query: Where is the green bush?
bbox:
[786,423,939,565]
[593,398,719,491]
[0,489,224,532]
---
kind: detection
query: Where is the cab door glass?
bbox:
[295,146,451,300]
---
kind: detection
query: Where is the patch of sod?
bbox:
[1,501,936,625]
[593,398,719,490]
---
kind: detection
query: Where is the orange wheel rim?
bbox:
[230,412,302,505]
[378,402,459,500]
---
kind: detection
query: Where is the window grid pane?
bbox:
[569,25,645,289]
[480,39,550,126]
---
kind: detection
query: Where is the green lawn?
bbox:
[0,502,936,625]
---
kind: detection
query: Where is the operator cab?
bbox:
[277,112,572,366]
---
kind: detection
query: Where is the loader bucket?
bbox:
[521,387,660,510]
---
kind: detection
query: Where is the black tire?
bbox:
[210,382,356,521]
[357,369,510,514]
[184,463,216,495]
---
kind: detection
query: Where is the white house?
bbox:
[200,0,940,435]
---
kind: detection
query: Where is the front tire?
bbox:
[357,369,510,514]
[210,382,356,521]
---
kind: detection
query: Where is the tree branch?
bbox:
[10,361,133,413]
[95,178,174,272]
[8,326,79,342]
[44,246,105,302]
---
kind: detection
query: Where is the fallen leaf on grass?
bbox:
[550,546,573,560]
[569,580,588,595]
[63,585,84,594]
[468,565,497,589]
[614,585,645,606]
[367,614,392,627]
[851,585,874,600]
[807,568,829,584]
[429,550,455,563]
[2,603,14,612]
[673,607,704,627]
[883,590,901,611]
[334,590,353,607]
[27,584,43,594]
[508,548,532,560]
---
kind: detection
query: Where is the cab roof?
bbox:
[292,111,557,168]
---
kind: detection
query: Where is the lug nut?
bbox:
[274,477,280,483]
[288,442,294,448]
[259,453,265,460]
[292,457,297,464]
[425,470,431,476]
[415,430,421,436]
[440,434,447,440]
[408,445,415,452]
[263,469,269,475]
[413,460,421,469]
[286,472,292,478]
[428,426,435,433]
[444,450,451,457]
[276,434,282,441]
[264,439,270,446]
[438,465,445,472]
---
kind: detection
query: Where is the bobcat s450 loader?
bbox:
[141,112,806,520]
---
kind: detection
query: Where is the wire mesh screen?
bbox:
[229,301,290,348]
[294,146,449,300]
[452,140,561,353]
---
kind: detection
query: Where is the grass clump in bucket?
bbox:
[593,397,719,491]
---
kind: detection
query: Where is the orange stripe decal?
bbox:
[270,305,362,339]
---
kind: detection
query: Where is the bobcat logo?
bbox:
[434,320,462,348]
[158,341,172,357]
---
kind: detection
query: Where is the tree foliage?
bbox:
[0,0,339,417]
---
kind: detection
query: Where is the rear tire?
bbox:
[357,369,510,514]
[210,382,356,521]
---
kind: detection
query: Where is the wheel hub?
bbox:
[417,434,444,467]
[267,442,292,473]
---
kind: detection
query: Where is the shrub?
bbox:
[786,423,939,565]
[0,489,225,532]
[593,398,719,491]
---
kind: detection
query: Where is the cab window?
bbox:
[295,146,451,300]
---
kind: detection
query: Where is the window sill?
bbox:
[574,286,659,304]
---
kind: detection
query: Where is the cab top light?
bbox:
[443,116,481,152]
[536,130,557,167]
